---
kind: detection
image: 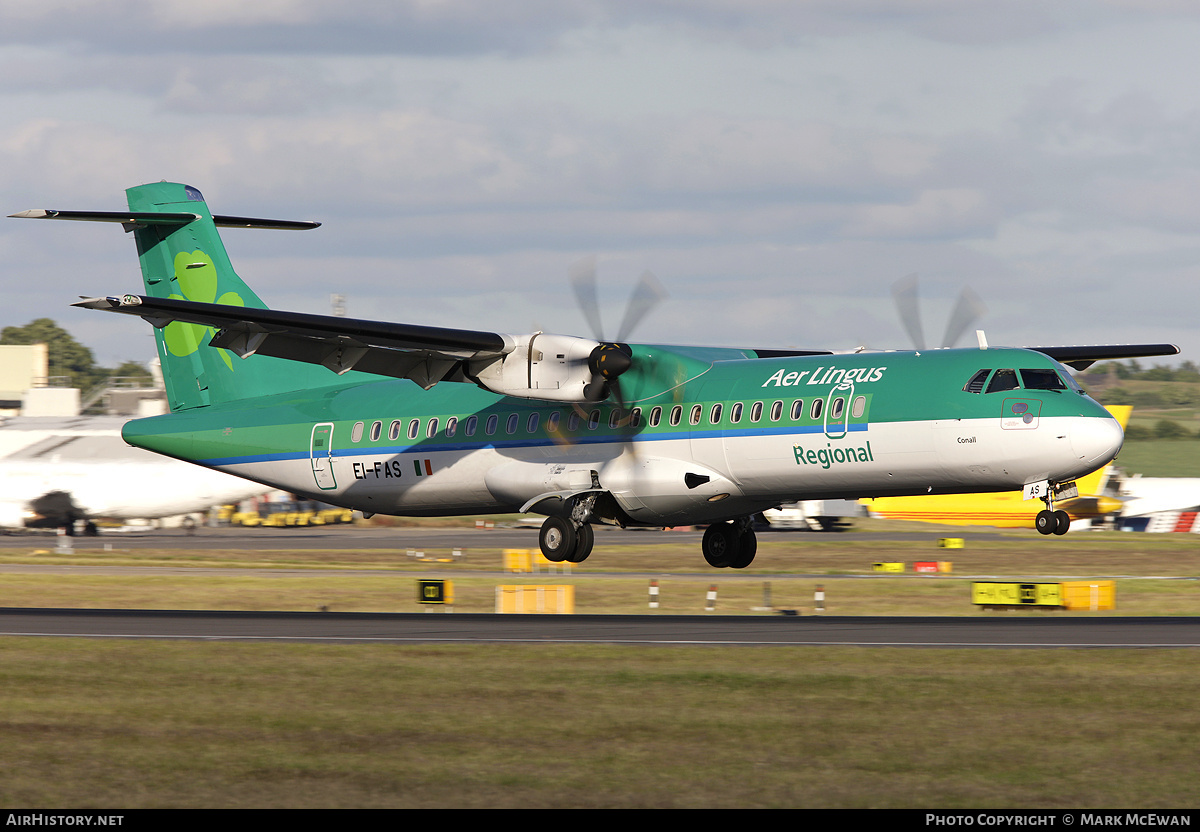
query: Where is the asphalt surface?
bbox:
[0,523,1006,551]
[3,608,1199,646]
[3,523,1192,648]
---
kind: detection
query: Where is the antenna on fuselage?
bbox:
[976,330,989,350]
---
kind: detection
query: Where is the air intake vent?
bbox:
[684,473,710,490]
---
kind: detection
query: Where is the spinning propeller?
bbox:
[569,255,667,408]
[890,273,987,351]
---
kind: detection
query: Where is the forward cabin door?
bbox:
[824,377,878,439]
[310,423,337,490]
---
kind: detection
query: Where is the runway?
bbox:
[3,608,1200,646]
[0,523,1008,551]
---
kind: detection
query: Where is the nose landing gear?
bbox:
[1035,489,1071,536]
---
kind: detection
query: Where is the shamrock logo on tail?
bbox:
[163,250,244,371]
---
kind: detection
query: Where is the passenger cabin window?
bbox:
[730,403,743,423]
[669,405,682,426]
[770,401,783,421]
[1020,369,1067,391]
[985,368,1019,394]
[790,400,804,420]
[710,403,723,423]
[370,420,382,442]
[963,369,990,394]
[588,410,601,429]
[527,412,540,433]
[388,420,402,441]
[810,399,823,420]
[547,411,561,433]
[464,415,478,436]
[851,396,866,418]
[485,414,498,435]
[630,408,642,427]
[689,405,702,425]
[609,409,622,429]
[750,402,763,422]
[351,421,364,443]
[567,411,580,431]
[408,419,420,440]
[830,397,845,420]
[445,417,458,437]
[649,406,662,427]
[426,418,439,438]
[506,414,519,434]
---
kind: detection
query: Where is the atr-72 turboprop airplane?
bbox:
[11,182,1181,568]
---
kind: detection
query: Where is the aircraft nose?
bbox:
[1069,415,1124,467]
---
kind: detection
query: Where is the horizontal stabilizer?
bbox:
[74,294,513,388]
[9,209,319,231]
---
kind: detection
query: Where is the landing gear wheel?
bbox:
[1035,510,1056,535]
[702,522,740,568]
[729,528,757,569]
[1053,510,1071,536]
[567,522,594,563]
[539,516,577,562]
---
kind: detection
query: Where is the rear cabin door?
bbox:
[310,423,337,490]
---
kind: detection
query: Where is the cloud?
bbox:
[3,1,1200,366]
[2,0,1190,59]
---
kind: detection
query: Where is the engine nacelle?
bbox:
[469,333,605,402]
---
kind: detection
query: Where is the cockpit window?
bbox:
[985,368,1019,394]
[1019,369,1067,391]
[963,369,990,393]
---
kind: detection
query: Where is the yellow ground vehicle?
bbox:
[229,501,355,528]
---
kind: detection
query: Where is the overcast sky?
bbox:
[2,1,1198,369]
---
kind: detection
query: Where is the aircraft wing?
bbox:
[1025,344,1180,371]
[75,294,515,388]
[74,295,1177,389]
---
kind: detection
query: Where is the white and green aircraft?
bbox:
[11,182,1180,567]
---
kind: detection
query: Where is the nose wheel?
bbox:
[1035,491,1071,536]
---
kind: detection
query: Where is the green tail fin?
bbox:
[126,182,333,410]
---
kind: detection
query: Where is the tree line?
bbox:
[0,318,150,392]
[1083,360,1200,383]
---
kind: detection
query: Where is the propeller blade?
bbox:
[569,255,604,341]
[941,286,988,348]
[615,270,668,343]
[891,273,926,351]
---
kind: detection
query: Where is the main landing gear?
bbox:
[1035,490,1071,536]
[538,516,595,564]
[701,518,757,569]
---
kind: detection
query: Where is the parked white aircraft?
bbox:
[0,417,268,532]
[1115,474,1200,532]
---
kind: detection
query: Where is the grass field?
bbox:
[1,529,1199,808]
[2,640,1199,808]
[1115,438,1200,477]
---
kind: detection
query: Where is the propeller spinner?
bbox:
[569,256,666,405]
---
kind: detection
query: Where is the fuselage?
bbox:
[120,346,1122,527]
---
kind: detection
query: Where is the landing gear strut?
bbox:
[701,518,757,568]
